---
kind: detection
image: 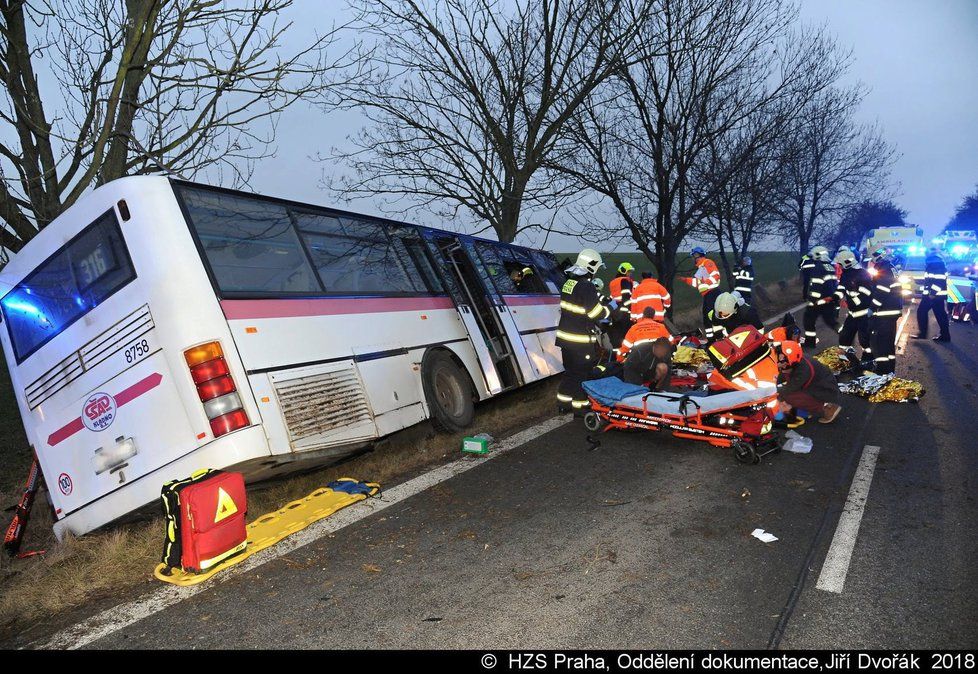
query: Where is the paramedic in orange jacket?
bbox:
[680,247,721,332]
[617,307,672,362]
[630,271,671,321]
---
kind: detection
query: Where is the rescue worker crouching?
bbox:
[557,249,611,413]
[868,248,903,374]
[835,249,873,364]
[733,256,754,303]
[706,291,763,342]
[680,247,721,335]
[623,336,674,391]
[776,340,843,425]
[913,247,951,343]
[802,246,839,348]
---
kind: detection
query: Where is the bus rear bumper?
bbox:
[52,426,271,540]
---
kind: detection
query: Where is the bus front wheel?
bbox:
[422,350,475,433]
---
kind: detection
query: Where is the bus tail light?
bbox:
[184,341,249,437]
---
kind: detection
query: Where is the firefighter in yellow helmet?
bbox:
[556,249,610,413]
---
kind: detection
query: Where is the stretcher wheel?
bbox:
[583,412,605,432]
[733,441,760,465]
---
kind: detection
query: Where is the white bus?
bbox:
[0,177,564,538]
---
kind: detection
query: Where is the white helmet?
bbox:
[574,248,604,275]
[714,292,738,319]
[810,246,830,262]
[592,277,604,291]
[835,249,858,269]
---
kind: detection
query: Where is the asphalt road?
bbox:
[35,305,978,649]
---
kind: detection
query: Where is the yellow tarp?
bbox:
[154,478,380,586]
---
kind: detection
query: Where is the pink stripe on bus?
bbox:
[221,296,455,320]
[503,295,560,307]
[47,372,164,447]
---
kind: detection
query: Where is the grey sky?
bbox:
[250,0,978,250]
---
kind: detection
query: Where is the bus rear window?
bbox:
[1,210,135,363]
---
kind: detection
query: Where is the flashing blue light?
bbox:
[2,299,44,318]
[952,245,969,257]
[907,245,925,255]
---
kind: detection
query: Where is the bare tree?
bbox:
[699,110,790,280]
[327,0,653,243]
[770,84,897,256]
[0,0,359,254]
[558,0,846,293]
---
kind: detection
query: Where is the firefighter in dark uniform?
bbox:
[556,249,611,413]
[802,246,839,348]
[733,256,755,304]
[834,249,873,363]
[799,253,815,302]
[869,249,904,374]
[914,247,951,343]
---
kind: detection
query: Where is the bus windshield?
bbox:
[0,210,135,363]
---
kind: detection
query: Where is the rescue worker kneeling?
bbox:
[557,249,611,412]
[622,337,674,390]
[775,340,843,425]
[616,307,673,389]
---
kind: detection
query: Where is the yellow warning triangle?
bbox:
[214,487,238,523]
[729,332,749,348]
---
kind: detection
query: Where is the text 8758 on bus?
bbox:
[0,177,564,537]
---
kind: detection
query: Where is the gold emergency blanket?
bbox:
[672,345,713,371]
[838,373,924,403]
[813,346,856,375]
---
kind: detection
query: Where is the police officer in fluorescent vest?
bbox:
[914,247,951,343]
[733,256,754,303]
[556,249,611,413]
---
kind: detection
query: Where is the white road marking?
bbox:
[34,414,572,650]
[815,444,881,594]
[895,304,913,355]
[763,302,808,327]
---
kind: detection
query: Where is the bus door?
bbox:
[423,234,522,393]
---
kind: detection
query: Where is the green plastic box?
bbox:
[462,436,489,455]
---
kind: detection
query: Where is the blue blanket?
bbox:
[582,377,649,407]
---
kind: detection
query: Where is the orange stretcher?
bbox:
[582,377,780,464]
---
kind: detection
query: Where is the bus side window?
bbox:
[388,226,445,294]
[293,213,418,295]
[474,242,517,295]
[180,187,322,295]
[530,251,563,293]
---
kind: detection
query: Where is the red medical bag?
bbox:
[707,325,772,378]
[160,469,247,574]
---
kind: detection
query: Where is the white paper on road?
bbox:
[751,528,779,543]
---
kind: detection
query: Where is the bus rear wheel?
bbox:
[422,350,475,433]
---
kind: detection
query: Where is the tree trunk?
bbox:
[496,176,528,243]
[99,0,160,184]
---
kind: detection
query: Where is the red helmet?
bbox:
[779,340,804,366]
